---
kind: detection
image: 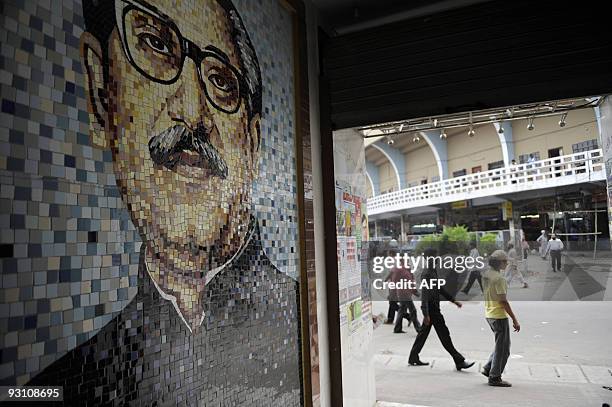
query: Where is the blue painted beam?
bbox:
[365,160,380,196]
[420,130,448,180]
[493,121,515,165]
[371,141,407,189]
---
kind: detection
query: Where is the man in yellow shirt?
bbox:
[482,250,521,387]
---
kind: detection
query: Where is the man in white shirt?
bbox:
[505,243,528,288]
[536,230,548,259]
[546,234,564,272]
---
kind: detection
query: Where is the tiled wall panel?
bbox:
[0,0,303,405]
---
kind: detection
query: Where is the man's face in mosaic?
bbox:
[80,0,261,324]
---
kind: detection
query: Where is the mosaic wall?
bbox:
[0,0,302,405]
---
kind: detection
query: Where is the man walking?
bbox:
[409,248,474,371]
[482,250,521,387]
[521,238,530,274]
[505,243,528,288]
[536,230,548,259]
[388,249,421,333]
[385,265,399,324]
[546,234,564,272]
[462,242,483,294]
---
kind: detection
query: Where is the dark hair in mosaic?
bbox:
[82,0,262,118]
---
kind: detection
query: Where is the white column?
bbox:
[493,121,515,166]
[595,98,612,247]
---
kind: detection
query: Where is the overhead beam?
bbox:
[419,130,448,180]
[493,121,515,166]
[371,141,406,190]
[365,160,380,196]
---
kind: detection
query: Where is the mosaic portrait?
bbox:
[0,0,302,405]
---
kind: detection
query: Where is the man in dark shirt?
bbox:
[388,249,421,334]
[409,248,474,370]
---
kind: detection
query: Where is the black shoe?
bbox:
[488,377,512,387]
[393,330,406,334]
[456,361,475,371]
[408,359,429,366]
[481,369,490,378]
[406,319,412,327]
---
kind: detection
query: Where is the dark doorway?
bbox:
[548,147,563,158]
[548,147,563,177]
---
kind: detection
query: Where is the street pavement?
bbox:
[371,254,612,407]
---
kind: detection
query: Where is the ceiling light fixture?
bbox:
[497,122,504,134]
[527,116,535,131]
[558,112,567,127]
[439,128,447,139]
[412,134,420,143]
[386,136,394,145]
[357,96,603,138]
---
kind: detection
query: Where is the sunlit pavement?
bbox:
[371,255,612,407]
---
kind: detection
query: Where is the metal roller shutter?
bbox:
[320,0,612,129]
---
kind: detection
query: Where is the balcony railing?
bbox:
[368,149,606,215]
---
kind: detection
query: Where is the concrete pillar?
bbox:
[508,217,516,250]
[594,99,612,247]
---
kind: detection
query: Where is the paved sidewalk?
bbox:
[371,257,612,407]
[376,362,611,407]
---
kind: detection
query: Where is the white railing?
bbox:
[368,149,606,215]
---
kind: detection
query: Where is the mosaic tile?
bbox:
[0,0,302,404]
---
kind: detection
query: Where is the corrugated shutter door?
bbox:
[321,0,612,129]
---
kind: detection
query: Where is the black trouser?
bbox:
[409,311,464,364]
[394,300,421,332]
[387,300,399,322]
[550,250,561,271]
[463,270,482,293]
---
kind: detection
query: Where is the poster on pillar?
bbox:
[598,97,612,242]
[332,129,376,407]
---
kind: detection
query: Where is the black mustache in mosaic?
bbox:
[148,124,229,179]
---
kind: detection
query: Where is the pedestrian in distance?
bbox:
[521,238,530,274]
[388,248,421,334]
[545,233,564,272]
[462,242,483,294]
[408,248,474,371]
[482,250,521,387]
[383,244,400,324]
[536,230,548,259]
[504,243,528,288]
[384,268,399,324]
